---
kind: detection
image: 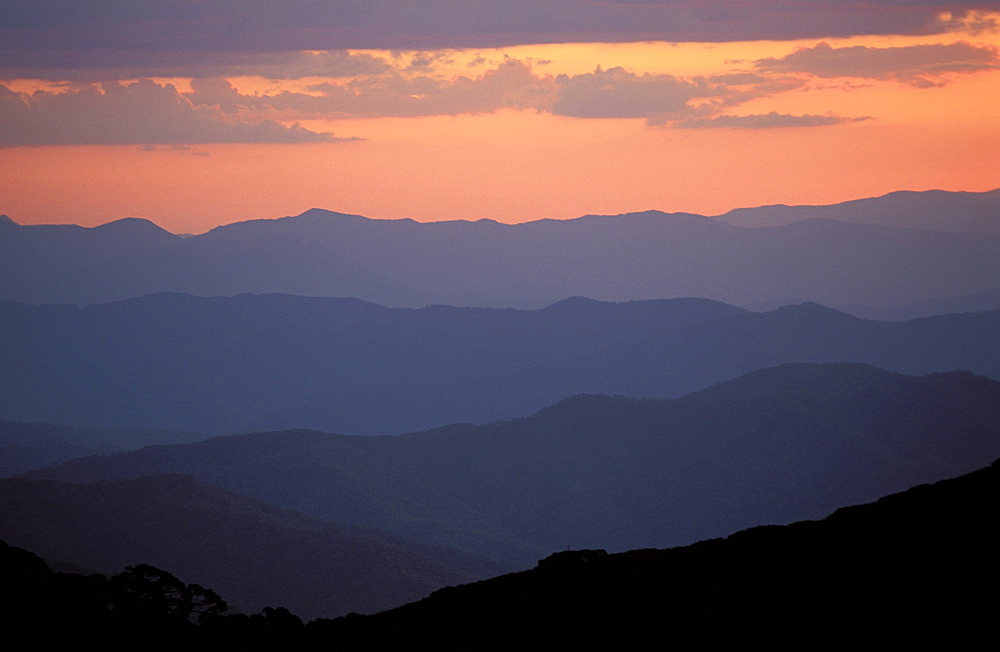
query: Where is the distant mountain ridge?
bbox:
[716,187,1000,232]
[2,293,998,436]
[2,188,999,310]
[28,363,1000,564]
[0,421,208,476]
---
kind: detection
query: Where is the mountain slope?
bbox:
[9,456,1000,649]
[326,456,1000,649]
[28,364,1000,564]
[0,473,503,619]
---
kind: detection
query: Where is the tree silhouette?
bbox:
[110,564,228,623]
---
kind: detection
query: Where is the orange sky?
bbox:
[2,27,999,233]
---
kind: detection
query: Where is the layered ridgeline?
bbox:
[0,474,504,620]
[2,294,999,436]
[0,421,207,476]
[26,364,1000,565]
[9,457,1000,649]
[715,187,1000,232]
[2,189,999,312]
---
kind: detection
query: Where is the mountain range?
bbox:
[4,187,1000,634]
[2,293,998,437]
[3,188,999,312]
[25,363,1000,565]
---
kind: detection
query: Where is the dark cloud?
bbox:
[183,59,802,124]
[755,41,1000,86]
[0,80,349,146]
[1,2,994,73]
[186,60,554,119]
[137,144,211,156]
[183,61,756,123]
[0,50,391,83]
[401,51,455,71]
[550,67,799,122]
[675,111,871,128]
[1,28,963,146]
[551,67,712,119]
[705,72,771,85]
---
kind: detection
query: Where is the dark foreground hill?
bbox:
[2,293,998,437]
[323,457,1000,650]
[8,457,1000,650]
[3,188,1000,310]
[0,474,503,619]
[29,363,1000,564]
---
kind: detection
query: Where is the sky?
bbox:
[1,1,999,234]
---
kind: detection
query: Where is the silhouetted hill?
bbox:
[0,474,504,619]
[2,294,998,436]
[2,540,229,651]
[324,456,1000,649]
[28,364,1000,564]
[9,457,1000,649]
[4,189,1000,309]
[717,187,1000,233]
[0,216,180,304]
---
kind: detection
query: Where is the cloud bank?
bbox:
[5,40,956,146]
[675,112,871,129]
[0,80,344,146]
[1,3,995,146]
[755,41,1000,87]
[182,61,783,127]
[1,1,996,72]
[552,67,713,119]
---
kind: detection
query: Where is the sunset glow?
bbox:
[1,4,998,233]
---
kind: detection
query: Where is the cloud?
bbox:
[705,72,771,86]
[183,58,798,124]
[0,80,349,146]
[308,59,554,116]
[0,34,944,145]
[550,66,794,122]
[399,50,455,71]
[551,67,713,119]
[754,41,1000,86]
[0,50,391,83]
[181,61,763,124]
[185,59,555,119]
[674,111,871,128]
[1,1,995,72]
[137,144,211,156]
